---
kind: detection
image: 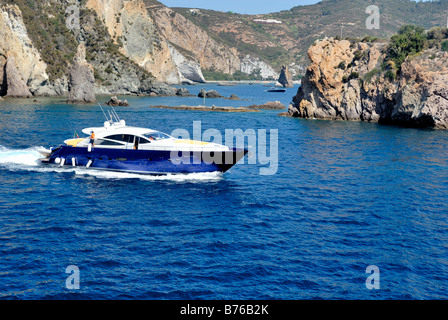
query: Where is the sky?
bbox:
[157,0,321,15]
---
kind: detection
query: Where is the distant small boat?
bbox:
[266,88,286,93]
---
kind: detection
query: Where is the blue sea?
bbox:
[0,83,447,300]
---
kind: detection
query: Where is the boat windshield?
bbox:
[143,132,171,141]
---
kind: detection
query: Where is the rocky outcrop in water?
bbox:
[105,96,129,106]
[68,44,96,103]
[286,38,448,129]
[248,101,286,110]
[278,65,294,88]
[198,89,222,98]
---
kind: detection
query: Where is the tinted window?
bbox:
[139,137,152,144]
[143,132,171,141]
[97,140,124,146]
[105,134,135,143]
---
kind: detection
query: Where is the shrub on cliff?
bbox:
[442,41,448,52]
[387,25,427,72]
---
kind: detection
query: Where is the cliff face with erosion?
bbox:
[0,4,50,96]
[287,38,448,129]
[147,3,241,75]
[68,43,96,103]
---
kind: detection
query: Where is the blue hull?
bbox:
[41,146,248,175]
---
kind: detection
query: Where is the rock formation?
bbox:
[148,4,241,75]
[0,1,277,96]
[248,101,286,110]
[168,44,206,84]
[0,4,50,96]
[68,43,96,103]
[198,89,222,98]
[277,65,294,88]
[286,38,448,129]
[5,56,32,98]
[105,96,129,106]
[175,88,194,97]
[86,0,180,84]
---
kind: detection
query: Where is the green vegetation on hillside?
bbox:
[173,0,448,74]
[387,25,448,71]
[1,0,153,86]
[3,0,78,81]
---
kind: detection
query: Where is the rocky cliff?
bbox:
[0,1,176,98]
[286,38,448,129]
[0,4,49,96]
[0,0,281,99]
[68,43,96,103]
[147,2,241,75]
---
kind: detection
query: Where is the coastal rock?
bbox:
[105,96,129,107]
[5,56,32,98]
[68,43,96,103]
[175,88,194,97]
[198,89,222,98]
[248,101,286,110]
[278,65,294,88]
[287,38,448,129]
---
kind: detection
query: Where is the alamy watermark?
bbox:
[66,2,80,31]
[365,265,380,290]
[169,121,278,176]
[365,5,380,30]
[66,265,80,290]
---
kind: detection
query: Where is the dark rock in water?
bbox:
[5,56,32,98]
[248,101,286,110]
[278,65,294,88]
[105,96,129,107]
[198,89,222,98]
[175,88,194,96]
[228,94,240,100]
[68,44,96,103]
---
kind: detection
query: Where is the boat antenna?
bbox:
[110,106,121,122]
[98,103,109,121]
[107,109,114,122]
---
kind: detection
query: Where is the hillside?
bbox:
[2,0,448,98]
[174,0,448,76]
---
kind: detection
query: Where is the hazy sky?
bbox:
[158,0,321,14]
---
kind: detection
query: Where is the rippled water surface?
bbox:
[1,84,447,300]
